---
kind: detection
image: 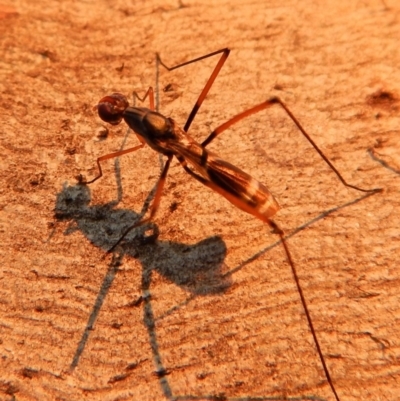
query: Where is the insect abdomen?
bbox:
[207,158,279,219]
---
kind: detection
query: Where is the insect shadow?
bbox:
[368,147,400,176]
[54,183,374,401]
[54,183,231,295]
[54,183,231,376]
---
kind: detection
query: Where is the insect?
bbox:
[82,48,381,401]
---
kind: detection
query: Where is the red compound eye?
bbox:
[97,93,129,125]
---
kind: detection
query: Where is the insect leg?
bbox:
[83,143,145,184]
[106,155,173,253]
[132,86,155,110]
[157,48,230,132]
[268,219,341,401]
[201,98,382,193]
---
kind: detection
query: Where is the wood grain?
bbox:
[1,1,399,400]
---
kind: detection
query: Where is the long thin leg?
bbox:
[106,155,173,253]
[201,97,382,194]
[84,143,145,184]
[176,154,341,400]
[157,48,230,132]
[133,86,155,110]
[268,219,341,401]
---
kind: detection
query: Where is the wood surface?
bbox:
[1,1,399,400]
